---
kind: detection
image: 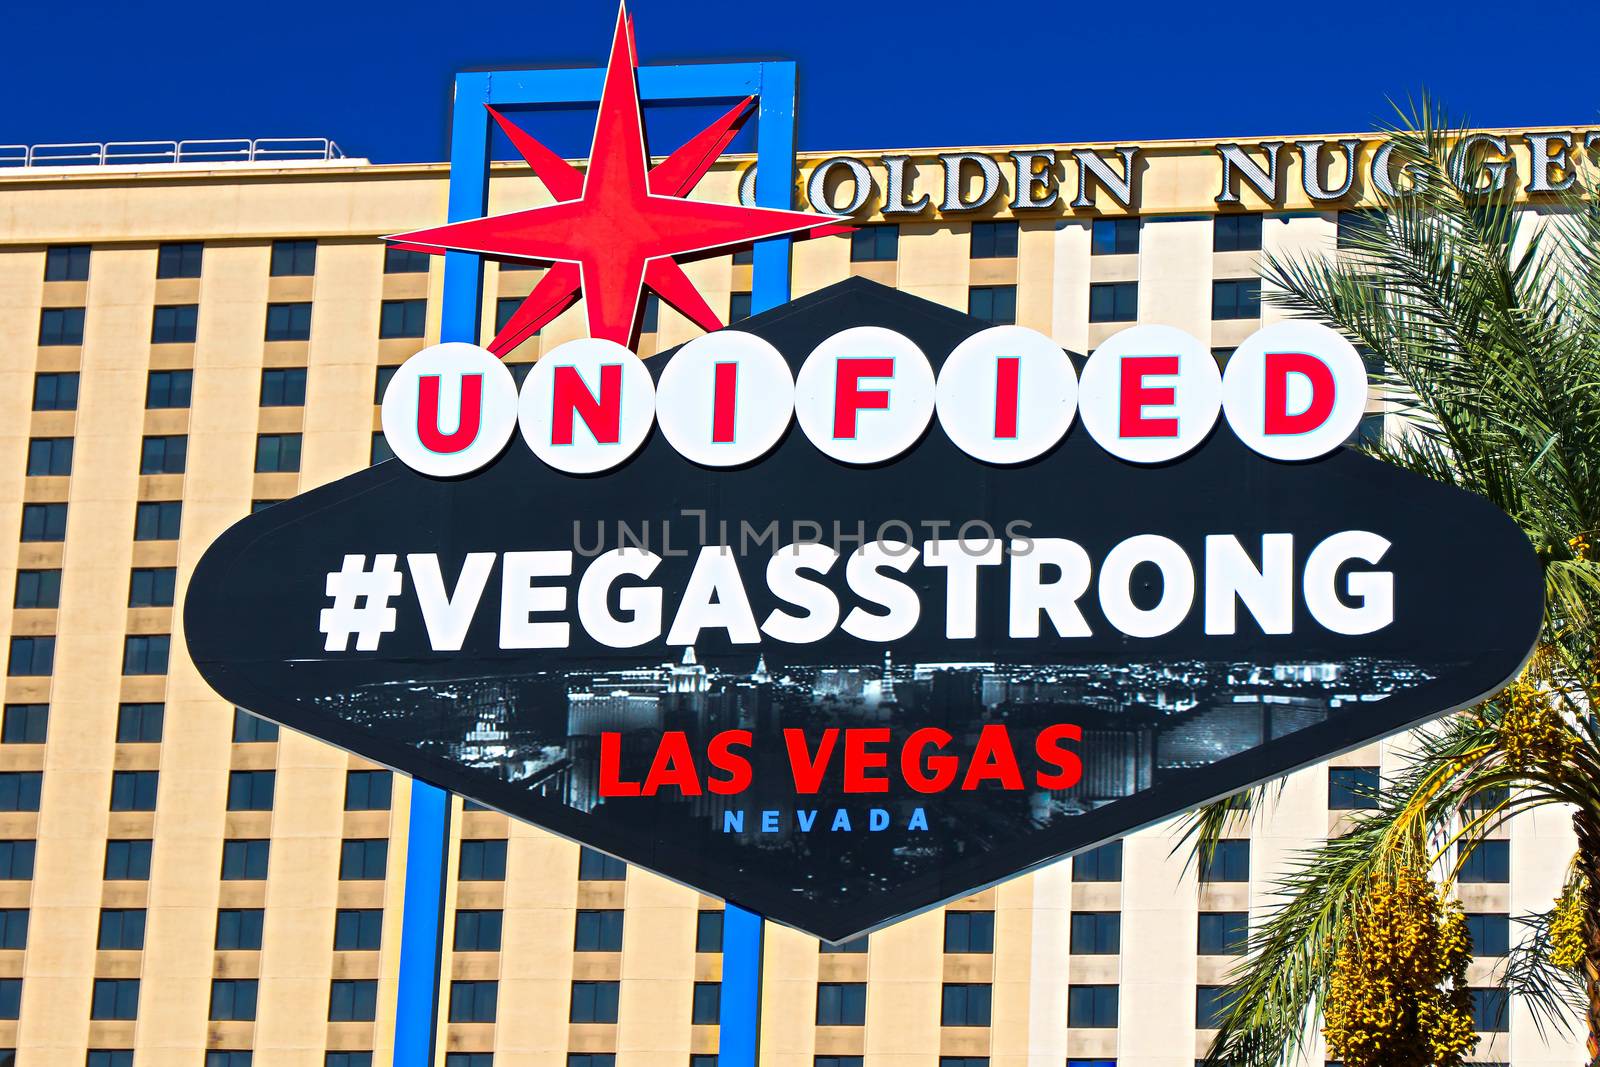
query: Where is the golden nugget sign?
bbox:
[780,130,1598,215]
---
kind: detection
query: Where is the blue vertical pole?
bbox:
[394,72,492,1067]
[719,60,797,1067]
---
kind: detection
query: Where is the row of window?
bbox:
[24,432,302,479]
[13,567,173,609]
[42,239,375,283]
[1,705,272,746]
[34,368,309,412]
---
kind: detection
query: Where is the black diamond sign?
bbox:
[185,278,1542,941]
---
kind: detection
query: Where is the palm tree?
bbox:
[1188,102,1600,1066]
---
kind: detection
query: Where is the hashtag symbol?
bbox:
[320,554,403,652]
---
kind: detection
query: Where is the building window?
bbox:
[7,637,54,676]
[944,911,995,953]
[1070,912,1121,955]
[969,285,1017,326]
[109,770,157,812]
[116,703,164,743]
[820,937,867,954]
[45,245,91,281]
[227,770,275,811]
[0,910,25,950]
[1196,985,1241,1028]
[1351,412,1385,448]
[1470,987,1510,1031]
[380,299,427,339]
[1068,985,1118,1028]
[128,567,176,608]
[98,908,146,950]
[850,225,898,262]
[233,709,278,743]
[39,307,86,346]
[1465,913,1510,957]
[327,1049,373,1065]
[260,367,308,407]
[680,981,717,1025]
[577,845,624,881]
[815,1059,861,1067]
[89,1052,134,1067]
[92,978,140,1020]
[1329,766,1380,810]
[1073,841,1123,882]
[329,979,378,1021]
[0,774,41,813]
[340,839,388,880]
[815,982,866,1025]
[696,910,723,952]
[27,437,73,476]
[940,983,992,1026]
[32,372,79,411]
[205,1053,252,1067]
[14,570,61,610]
[210,978,258,1021]
[334,908,383,951]
[221,839,270,880]
[157,242,203,279]
[270,240,317,277]
[575,909,624,952]
[344,770,391,810]
[255,433,302,473]
[374,365,400,402]
[215,908,265,950]
[493,296,523,334]
[460,839,508,881]
[134,501,181,541]
[140,435,187,475]
[1212,347,1236,368]
[0,841,31,880]
[454,909,502,952]
[1337,209,1386,249]
[1212,279,1261,320]
[146,369,193,409]
[447,1057,494,1067]
[1458,840,1510,884]
[265,302,312,341]
[971,220,1019,259]
[1197,912,1249,955]
[384,247,430,274]
[1088,282,1137,323]
[569,980,617,1023]
[371,433,394,465]
[640,294,660,333]
[732,246,755,265]
[2,705,48,744]
[1091,217,1140,256]
[21,503,67,543]
[150,305,199,344]
[1200,840,1250,883]
[1213,214,1263,252]
[449,980,499,1023]
[122,634,170,675]
[939,1059,986,1067]
[103,839,150,880]
[729,291,752,322]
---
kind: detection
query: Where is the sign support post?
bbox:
[393,58,799,1067]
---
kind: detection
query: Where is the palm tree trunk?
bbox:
[1574,810,1600,1066]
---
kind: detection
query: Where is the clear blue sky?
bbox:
[4,0,1596,163]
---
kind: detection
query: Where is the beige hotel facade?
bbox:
[0,126,1591,1067]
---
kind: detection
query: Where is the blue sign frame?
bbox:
[395,58,799,1067]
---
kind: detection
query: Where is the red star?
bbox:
[389,4,848,353]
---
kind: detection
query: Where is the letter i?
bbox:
[712,362,739,443]
[994,357,1020,439]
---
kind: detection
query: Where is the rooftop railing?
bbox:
[0,138,347,169]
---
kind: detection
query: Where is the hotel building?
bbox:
[0,126,1588,1066]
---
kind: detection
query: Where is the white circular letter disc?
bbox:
[1221,320,1369,461]
[793,326,935,465]
[655,331,794,467]
[380,342,520,478]
[518,338,656,475]
[935,325,1078,464]
[1078,325,1221,464]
